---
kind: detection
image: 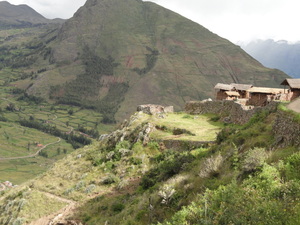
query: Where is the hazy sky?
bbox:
[4,0,300,43]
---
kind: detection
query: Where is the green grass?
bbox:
[278,103,300,123]
[0,81,115,185]
[149,113,221,141]
[0,121,74,184]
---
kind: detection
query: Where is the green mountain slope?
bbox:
[18,0,288,122]
[1,103,300,224]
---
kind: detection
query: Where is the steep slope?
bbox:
[14,0,288,121]
[241,39,300,78]
[0,1,63,27]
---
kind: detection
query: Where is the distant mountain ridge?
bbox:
[3,0,289,122]
[0,1,64,27]
[241,39,300,78]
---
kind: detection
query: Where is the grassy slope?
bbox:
[0,112,221,224]
[1,106,300,224]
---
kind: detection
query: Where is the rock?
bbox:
[99,134,108,141]
[137,104,174,115]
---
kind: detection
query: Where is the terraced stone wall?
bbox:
[273,110,300,147]
[185,100,278,125]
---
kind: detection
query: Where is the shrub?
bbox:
[210,115,220,122]
[111,203,125,213]
[199,153,224,178]
[101,174,119,185]
[115,141,131,150]
[216,127,236,144]
[242,147,268,172]
[141,151,195,189]
[283,152,300,180]
[147,141,159,151]
[158,185,176,205]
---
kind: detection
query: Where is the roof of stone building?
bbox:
[230,83,253,91]
[214,83,233,91]
[247,87,285,94]
[281,79,300,89]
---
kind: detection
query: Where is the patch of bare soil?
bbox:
[287,98,300,113]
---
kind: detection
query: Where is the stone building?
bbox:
[281,78,300,101]
[214,83,234,100]
[231,83,253,98]
[247,87,285,106]
[214,83,253,100]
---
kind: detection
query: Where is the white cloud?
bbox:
[145,0,300,43]
[6,0,86,19]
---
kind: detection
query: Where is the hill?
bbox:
[0,1,63,28]
[241,39,300,78]
[6,0,288,123]
[1,102,300,224]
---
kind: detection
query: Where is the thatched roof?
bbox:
[281,79,300,89]
[225,91,240,96]
[230,83,253,91]
[247,87,285,94]
[214,83,233,91]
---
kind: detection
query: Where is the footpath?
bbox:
[0,138,61,161]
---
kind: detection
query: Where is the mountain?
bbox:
[6,0,288,122]
[0,1,63,28]
[241,39,300,78]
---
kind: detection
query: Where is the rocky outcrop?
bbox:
[100,112,155,149]
[137,104,174,115]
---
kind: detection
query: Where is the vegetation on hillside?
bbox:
[49,46,129,123]
[1,106,300,224]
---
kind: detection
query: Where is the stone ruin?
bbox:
[137,104,174,115]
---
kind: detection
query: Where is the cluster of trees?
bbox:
[77,125,99,139]
[49,46,128,124]
[19,118,92,149]
[133,47,159,75]
[17,92,44,104]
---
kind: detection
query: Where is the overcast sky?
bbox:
[4,0,300,44]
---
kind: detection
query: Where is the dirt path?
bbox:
[0,138,61,161]
[287,98,300,113]
[28,191,78,225]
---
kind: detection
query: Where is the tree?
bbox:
[68,109,74,115]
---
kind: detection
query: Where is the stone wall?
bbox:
[185,100,300,148]
[185,100,278,125]
[273,110,300,147]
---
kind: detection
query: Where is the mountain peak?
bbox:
[0,1,64,27]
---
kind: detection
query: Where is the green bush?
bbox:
[140,151,195,189]
[111,202,125,213]
[283,152,300,180]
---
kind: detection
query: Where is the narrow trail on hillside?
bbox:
[28,191,78,225]
[0,138,61,161]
